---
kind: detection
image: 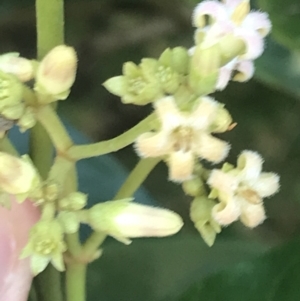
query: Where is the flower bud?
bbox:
[182,177,205,197]
[0,153,38,195]
[190,196,221,246]
[0,53,34,82]
[17,107,37,132]
[87,200,183,244]
[58,192,87,211]
[35,45,77,100]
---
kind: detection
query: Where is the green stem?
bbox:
[81,158,160,258]
[33,0,65,300]
[68,113,158,161]
[65,264,86,301]
[36,105,73,153]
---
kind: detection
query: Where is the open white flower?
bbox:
[207,150,280,227]
[135,96,230,182]
[192,0,271,59]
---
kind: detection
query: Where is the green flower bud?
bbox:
[171,47,190,75]
[58,192,87,211]
[188,45,220,95]
[86,199,183,244]
[190,196,221,247]
[21,220,67,275]
[44,183,60,202]
[0,70,23,110]
[104,59,162,106]
[182,177,205,197]
[209,105,233,133]
[1,103,25,120]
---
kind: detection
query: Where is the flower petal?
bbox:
[190,97,218,129]
[253,172,280,198]
[135,132,171,158]
[216,60,236,90]
[212,195,240,226]
[154,96,183,131]
[237,150,263,183]
[168,151,194,182]
[192,1,228,28]
[195,133,230,163]
[243,12,272,37]
[208,169,239,194]
[240,201,266,228]
[233,60,254,82]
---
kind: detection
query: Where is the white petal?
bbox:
[208,169,239,194]
[190,97,218,129]
[243,12,272,37]
[233,60,254,82]
[237,150,263,183]
[253,172,280,198]
[212,195,240,226]
[154,96,183,131]
[168,151,195,182]
[240,201,266,228]
[135,132,171,158]
[192,1,228,28]
[235,28,264,59]
[224,0,244,9]
[196,133,230,163]
[216,62,235,90]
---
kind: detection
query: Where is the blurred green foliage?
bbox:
[1,0,300,300]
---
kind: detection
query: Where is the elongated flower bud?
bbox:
[35,45,77,100]
[86,200,184,244]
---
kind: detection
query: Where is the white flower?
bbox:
[192,0,271,59]
[207,150,280,228]
[135,96,230,182]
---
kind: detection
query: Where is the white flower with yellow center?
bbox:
[135,96,230,182]
[208,150,280,228]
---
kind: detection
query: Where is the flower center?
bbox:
[238,188,261,204]
[34,238,57,255]
[171,126,194,152]
[127,77,146,94]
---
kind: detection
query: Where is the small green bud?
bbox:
[104,60,162,105]
[21,220,67,275]
[182,177,205,197]
[44,183,60,202]
[1,103,25,120]
[0,70,23,110]
[87,199,183,244]
[188,45,220,95]
[171,47,189,74]
[58,192,87,211]
[190,196,221,246]
[209,105,233,133]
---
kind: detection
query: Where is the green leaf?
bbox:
[178,237,300,301]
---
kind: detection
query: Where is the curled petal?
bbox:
[235,28,264,59]
[208,169,239,194]
[243,12,272,37]
[254,172,280,198]
[135,132,171,158]
[233,60,254,82]
[168,151,194,182]
[154,96,183,131]
[216,60,236,90]
[196,133,230,163]
[191,97,218,129]
[240,201,266,228]
[192,1,228,28]
[224,0,244,9]
[237,150,263,183]
[212,195,240,226]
